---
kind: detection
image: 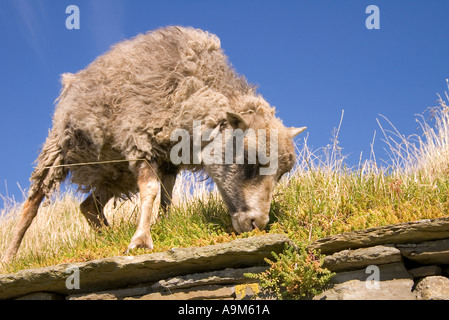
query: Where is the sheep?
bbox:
[1,26,306,263]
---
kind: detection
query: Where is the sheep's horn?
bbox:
[289,127,307,138]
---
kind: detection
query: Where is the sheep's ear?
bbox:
[289,127,307,138]
[226,112,248,131]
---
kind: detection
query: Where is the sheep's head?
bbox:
[202,98,306,233]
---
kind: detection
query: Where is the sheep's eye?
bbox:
[243,165,259,180]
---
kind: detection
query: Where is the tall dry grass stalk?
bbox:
[378,86,449,181]
[0,191,90,264]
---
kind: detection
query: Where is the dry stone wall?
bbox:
[0,234,289,300]
[309,217,449,300]
[3,217,449,300]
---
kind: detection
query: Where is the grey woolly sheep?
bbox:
[2,26,306,263]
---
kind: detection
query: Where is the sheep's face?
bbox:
[206,163,279,233]
[202,111,305,233]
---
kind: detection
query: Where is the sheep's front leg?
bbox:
[126,162,160,252]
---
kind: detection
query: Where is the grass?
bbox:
[2,88,449,297]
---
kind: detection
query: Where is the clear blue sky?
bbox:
[1,0,449,202]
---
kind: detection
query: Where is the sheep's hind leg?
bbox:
[1,189,45,264]
[80,193,110,230]
[160,172,177,212]
[126,161,160,252]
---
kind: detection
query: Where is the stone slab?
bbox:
[15,292,65,300]
[414,276,449,300]
[323,245,402,272]
[126,285,236,300]
[68,266,266,300]
[314,262,415,300]
[314,278,415,300]
[330,262,412,284]
[408,266,442,279]
[397,239,449,265]
[308,217,449,255]
[0,234,290,299]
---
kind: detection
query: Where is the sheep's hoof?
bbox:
[125,233,154,254]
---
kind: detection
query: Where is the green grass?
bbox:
[2,90,449,298]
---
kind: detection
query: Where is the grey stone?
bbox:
[309,217,449,255]
[414,276,449,300]
[314,278,415,300]
[68,266,266,300]
[127,285,236,300]
[314,262,415,300]
[408,266,442,279]
[155,266,267,291]
[323,245,402,272]
[397,239,449,264]
[0,234,290,300]
[15,292,64,300]
[68,292,118,300]
[330,262,412,284]
[137,283,262,300]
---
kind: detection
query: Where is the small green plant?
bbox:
[245,243,334,300]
